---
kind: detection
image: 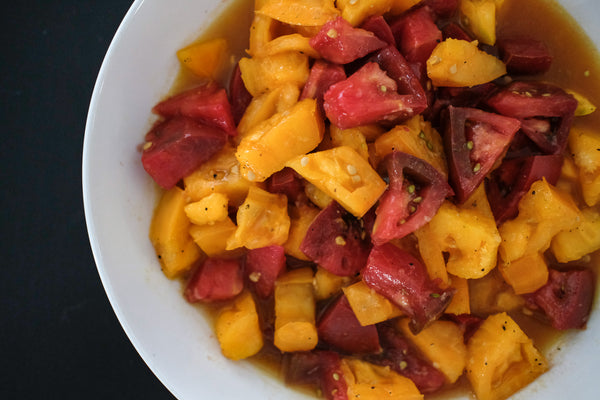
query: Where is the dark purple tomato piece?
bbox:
[360,15,396,46]
[142,116,227,189]
[486,81,577,154]
[184,258,244,303]
[372,151,452,245]
[152,81,237,136]
[390,6,442,64]
[323,62,420,129]
[362,244,455,334]
[527,268,595,330]
[284,351,347,400]
[498,37,552,75]
[309,16,387,65]
[371,45,428,110]
[424,0,460,19]
[443,106,521,203]
[441,22,473,41]
[265,167,305,204]
[300,202,371,277]
[244,245,286,298]
[229,63,253,125]
[486,154,563,223]
[428,82,497,124]
[369,323,446,393]
[317,295,381,354]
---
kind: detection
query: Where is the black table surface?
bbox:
[2,1,175,398]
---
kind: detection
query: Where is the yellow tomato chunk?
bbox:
[343,281,403,326]
[236,98,324,182]
[227,186,290,250]
[569,126,600,206]
[398,319,467,384]
[239,51,309,97]
[284,203,321,261]
[184,144,260,207]
[256,0,339,26]
[499,252,548,295]
[149,187,202,279]
[184,193,229,226]
[287,146,387,217]
[427,39,506,87]
[460,0,497,45]
[415,195,501,282]
[551,207,600,263]
[189,217,240,258]
[498,179,581,263]
[337,0,394,26]
[340,358,423,400]
[274,268,318,352]
[466,313,548,400]
[176,38,228,78]
[313,266,352,300]
[215,291,263,360]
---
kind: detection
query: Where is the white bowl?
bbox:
[83,1,600,399]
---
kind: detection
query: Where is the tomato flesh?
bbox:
[244,245,286,298]
[390,6,442,65]
[300,202,371,277]
[527,268,595,330]
[152,81,237,136]
[184,258,244,302]
[317,295,381,354]
[372,151,452,245]
[444,106,521,203]
[498,38,553,75]
[141,116,227,189]
[309,16,387,65]
[362,244,455,334]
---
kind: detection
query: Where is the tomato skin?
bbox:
[300,202,371,277]
[486,154,563,223]
[372,151,452,245]
[317,295,381,354]
[309,16,387,65]
[153,81,237,136]
[228,63,253,125]
[362,243,455,334]
[442,22,473,41]
[184,258,244,302]
[244,245,286,298]
[300,59,346,113]
[443,106,521,204]
[526,268,595,330]
[142,116,227,189]
[265,167,305,204]
[498,38,553,75]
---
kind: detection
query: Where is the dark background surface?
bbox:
[1,1,175,398]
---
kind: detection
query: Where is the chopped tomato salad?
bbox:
[141,1,599,399]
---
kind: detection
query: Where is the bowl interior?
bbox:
[83,0,600,399]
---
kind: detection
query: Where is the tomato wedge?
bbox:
[184,258,244,302]
[309,16,387,65]
[362,243,455,334]
[526,268,595,330]
[443,106,521,203]
[372,151,452,245]
[486,81,578,154]
[317,294,381,354]
[300,202,371,277]
[152,81,237,136]
[390,6,442,65]
[141,116,227,189]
